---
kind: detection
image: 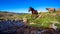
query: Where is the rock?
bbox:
[29,22,36,24]
[37,14,42,19]
[23,17,28,25]
[49,23,57,30]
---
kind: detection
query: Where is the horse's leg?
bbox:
[31,14,35,19]
[36,14,38,18]
[31,14,38,19]
[31,14,33,19]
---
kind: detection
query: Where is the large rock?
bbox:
[23,17,28,25]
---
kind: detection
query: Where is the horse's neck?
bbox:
[31,9,38,14]
[31,11,35,13]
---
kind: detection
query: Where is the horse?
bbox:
[28,7,38,18]
[46,8,55,13]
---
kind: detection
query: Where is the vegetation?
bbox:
[0,11,60,28]
[21,12,60,28]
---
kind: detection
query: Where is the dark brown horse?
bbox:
[28,7,38,18]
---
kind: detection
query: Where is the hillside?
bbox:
[24,12,60,28]
[0,11,28,20]
[0,11,60,28]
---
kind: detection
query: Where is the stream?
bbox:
[0,20,59,34]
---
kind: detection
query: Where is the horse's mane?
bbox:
[30,7,35,11]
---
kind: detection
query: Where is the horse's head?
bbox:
[46,8,50,10]
[28,7,34,12]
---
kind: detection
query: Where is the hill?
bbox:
[24,12,60,28]
[0,11,60,28]
[0,11,29,20]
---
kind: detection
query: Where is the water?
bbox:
[0,20,57,34]
[0,20,25,34]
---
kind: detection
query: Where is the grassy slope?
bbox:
[0,11,60,28]
[23,12,60,28]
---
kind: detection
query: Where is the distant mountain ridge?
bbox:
[0,11,29,20]
[0,11,29,14]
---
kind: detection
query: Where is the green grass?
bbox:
[21,12,60,28]
[0,12,60,28]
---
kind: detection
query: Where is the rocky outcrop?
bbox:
[23,17,28,25]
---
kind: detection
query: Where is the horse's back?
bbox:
[34,10,38,14]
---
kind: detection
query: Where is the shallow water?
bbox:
[0,20,59,34]
[0,20,25,34]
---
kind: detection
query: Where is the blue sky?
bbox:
[0,0,60,13]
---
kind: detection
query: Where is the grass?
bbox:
[0,11,60,28]
[21,12,60,28]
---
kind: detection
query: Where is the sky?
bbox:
[0,0,60,13]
